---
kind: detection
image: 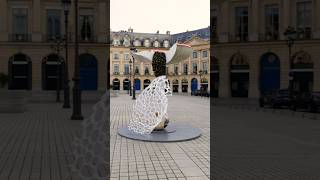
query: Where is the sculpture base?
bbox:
[118,123,201,142]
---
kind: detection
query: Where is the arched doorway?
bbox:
[134,79,141,90]
[212,56,219,97]
[290,51,313,93]
[172,79,179,92]
[112,78,120,90]
[144,79,151,89]
[191,78,198,92]
[201,78,209,91]
[79,53,98,90]
[230,52,249,97]
[123,79,130,90]
[260,52,280,95]
[42,54,64,90]
[8,53,32,90]
[181,79,188,93]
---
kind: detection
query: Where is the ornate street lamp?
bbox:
[71,0,83,120]
[49,35,64,102]
[199,70,204,97]
[284,26,297,95]
[61,0,71,108]
[130,48,137,100]
[129,59,132,96]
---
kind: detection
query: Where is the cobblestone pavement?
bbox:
[110,94,210,180]
[213,106,320,180]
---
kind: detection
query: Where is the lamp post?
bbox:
[199,70,204,96]
[129,60,132,96]
[61,0,71,108]
[49,35,63,102]
[71,0,83,120]
[284,26,297,96]
[130,48,137,100]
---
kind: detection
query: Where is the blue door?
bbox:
[79,54,98,90]
[134,79,141,90]
[260,53,280,95]
[191,78,198,91]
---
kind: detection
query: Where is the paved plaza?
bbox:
[110,94,210,180]
[213,105,320,179]
[0,93,210,180]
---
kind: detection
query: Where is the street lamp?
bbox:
[284,26,297,95]
[71,0,83,120]
[130,48,137,100]
[199,70,204,97]
[61,0,71,108]
[49,35,64,102]
[129,59,132,96]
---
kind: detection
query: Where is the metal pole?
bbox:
[56,41,61,102]
[129,63,132,96]
[63,9,70,108]
[132,57,136,100]
[71,0,83,120]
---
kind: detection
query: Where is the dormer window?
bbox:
[123,35,131,47]
[163,40,170,48]
[144,39,150,47]
[153,40,160,47]
[133,39,141,46]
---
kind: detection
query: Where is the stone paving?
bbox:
[213,105,320,180]
[110,94,210,180]
[0,93,210,180]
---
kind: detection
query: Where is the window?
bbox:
[235,7,248,41]
[193,51,198,59]
[192,62,198,73]
[145,66,149,75]
[297,1,312,39]
[202,51,208,58]
[183,64,188,75]
[113,64,119,74]
[203,62,208,73]
[135,66,139,75]
[79,8,94,41]
[124,64,129,75]
[113,53,119,60]
[12,8,28,41]
[47,9,61,40]
[174,64,179,75]
[124,53,129,60]
[265,5,279,40]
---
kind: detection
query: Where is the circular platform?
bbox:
[118,123,201,142]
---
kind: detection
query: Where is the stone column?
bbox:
[97,1,107,43]
[218,57,230,97]
[219,1,229,42]
[0,0,8,41]
[314,0,320,38]
[313,52,320,91]
[280,51,290,89]
[32,0,42,42]
[280,0,291,40]
[248,56,259,98]
[249,0,259,41]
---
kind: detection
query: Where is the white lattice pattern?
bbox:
[128,75,172,134]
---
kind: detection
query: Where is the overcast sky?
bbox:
[110,0,210,34]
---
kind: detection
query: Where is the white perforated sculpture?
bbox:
[128,43,192,134]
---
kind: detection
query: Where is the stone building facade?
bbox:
[212,0,320,98]
[0,0,108,91]
[109,28,210,94]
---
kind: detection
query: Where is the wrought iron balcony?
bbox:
[9,34,32,42]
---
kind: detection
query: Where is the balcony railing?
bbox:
[9,34,32,42]
[228,33,248,42]
[113,72,120,75]
[258,33,279,41]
